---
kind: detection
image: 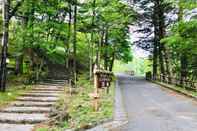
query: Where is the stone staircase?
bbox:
[0,79,66,131]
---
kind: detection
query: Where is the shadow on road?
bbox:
[115,73,197,131]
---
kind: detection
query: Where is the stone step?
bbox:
[39,80,66,83]
[40,81,66,84]
[42,81,66,84]
[0,113,48,124]
[0,124,34,131]
[32,88,64,92]
[44,79,66,81]
[28,91,63,94]
[20,93,59,97]
[38,83,65,87]
[11,101,55,107]
[0,107,51,114]
[36,85,64,88]
[16,96,58,102]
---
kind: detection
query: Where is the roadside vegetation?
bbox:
[0,0,196,130]
[36,74,114,130]
[155,80,197,98]
[134,0,197,82]
[0,84,32,108]
[0,76,32,108]
[0,0,131,130]
[113,58,152,76]
[0,0,134,92]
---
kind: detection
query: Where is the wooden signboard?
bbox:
[90,69,113,111]
[95,70,113,89]
[98,74,111,88]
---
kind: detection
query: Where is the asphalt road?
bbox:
[117,73,197,131]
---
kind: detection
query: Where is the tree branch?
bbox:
[9,0,24,20]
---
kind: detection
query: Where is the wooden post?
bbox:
[93,98,99,111]
[106,82,110,94]
[160,74,162,82]
[69,78,72,96]
[92,65,100,111]
[166,75,169,84]
[106,74,110,94]
[94,72,99,94]
[91,68,113,111]
[93,65,99,95]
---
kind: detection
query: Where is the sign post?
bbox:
[89,66,113,111]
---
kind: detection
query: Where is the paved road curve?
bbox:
[117,73,197,131]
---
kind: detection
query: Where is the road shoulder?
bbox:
[152,80,197,100]
[87,79,128,131]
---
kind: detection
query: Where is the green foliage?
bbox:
[35,128,49,131]
[0,84,32,108]
[5,0,135,79]
[10,0,68,65]
[161,20,197,79]
[78,0,135,66]
[162,20,197,54]
[65,75,114,129]
[36,74,114,130]
[113,57,151,75]
[179,0,197,9]
[168,0,197,9]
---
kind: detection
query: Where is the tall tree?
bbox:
[133,0,173,79]
[0,0,24,91]
[73,0,77,86]
[161,0,197,82]
[0,0,10,91]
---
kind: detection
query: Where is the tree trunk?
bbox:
[95,25,101,69]
[158,45,165,75]
[99,29,105,69]
[180,55,188,85]
[158,0,165,78]
[73,0,77,87]
[104,28,109,70]
[95,41,100,69]
[152,0,166,80]
[152,1,158,80]
[109,52,115,72]
[163,47,171,82]
[15,55,23,75]
[89,0,96,79]
[152,41,158,80]
[36,59,44,82]
[89,33,93,80]
[66,3,72,70]
[178,1,187,85]
[0,0,10,92]
[15,16,28,75]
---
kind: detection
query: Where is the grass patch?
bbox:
[66,76,114,129]
[36,74,115,131]
[0,75,33,108]
[155,81,197,98]
[0,84,32,108]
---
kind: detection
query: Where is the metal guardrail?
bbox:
[157,74,197,90]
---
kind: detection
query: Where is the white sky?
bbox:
[129,26,150,59]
